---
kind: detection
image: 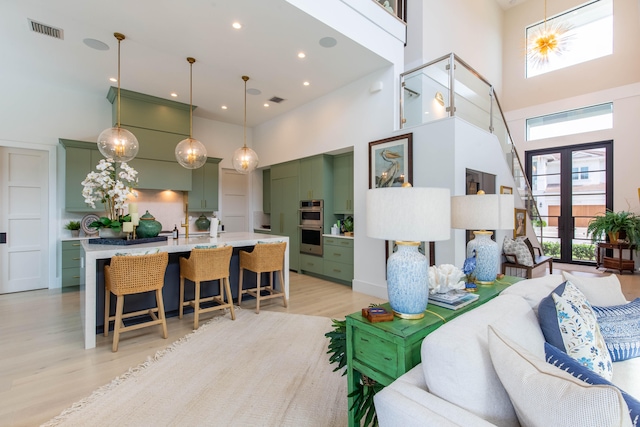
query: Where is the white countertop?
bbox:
[322,233,354,240]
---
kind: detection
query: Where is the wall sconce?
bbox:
[435,91,445,107]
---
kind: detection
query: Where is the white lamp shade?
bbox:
[451,194,514,230]
[366,187,451,242]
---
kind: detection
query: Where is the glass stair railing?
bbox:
[400,53,544,243]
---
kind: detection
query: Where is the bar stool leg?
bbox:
[193,281,201,329]
[156,289,168,339]
[104,288,110,337]
[179,276,185,319]
[279,269,288,308]
[224,277,236,320]
[113,295,125,352]
[238,268,244,306]
[255,273,261,314]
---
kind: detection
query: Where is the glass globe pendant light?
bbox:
[97,32,139,163]
[232,76,259,174]
[175,57,207,169]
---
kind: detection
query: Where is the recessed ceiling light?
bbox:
[109,77,117,82]
[303,81,310,86]
[319,37,337,48]
[232,22,242,29]
[221,105,228,110]
[170,93,178,97]
[264,103,270,107]
[247,88,261,96]
[298,52,306,59]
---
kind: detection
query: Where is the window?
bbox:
[526,103,613,141]
[572,166,589,180]
[526,0,613,78]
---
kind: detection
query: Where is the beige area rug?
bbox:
[43,310,346,427]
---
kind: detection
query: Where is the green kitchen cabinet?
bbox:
[61,240,83,287]
[263,168,271,214]
[60,139,105,213]
[271,175,299,271]
[333,152,353,214]
[323,236,353,284]
[299,155,333,200]
[270,159,299,180]
[129,157,193,192]
[299,253,324,275]
[189,158,222,212]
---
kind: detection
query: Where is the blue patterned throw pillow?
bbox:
[592,298,640,362]
[545,342,640,426]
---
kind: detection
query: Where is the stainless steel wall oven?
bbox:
[299,200,323,256]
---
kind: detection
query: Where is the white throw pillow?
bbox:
[562,271,627,306]
[503,236,534,266]
[488,325,632,427]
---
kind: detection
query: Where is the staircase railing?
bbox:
[400,53,542,236]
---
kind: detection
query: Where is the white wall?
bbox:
[405,0,504,94]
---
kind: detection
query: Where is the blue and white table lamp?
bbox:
[366,185,451,319]
[451,192,514,284]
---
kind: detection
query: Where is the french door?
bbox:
[526,141,612,264]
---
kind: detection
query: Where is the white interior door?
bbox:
[220,168,248,232]
[0,147,48,294]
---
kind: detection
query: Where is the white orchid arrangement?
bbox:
[81,158,138,230]
[428,264,466,294]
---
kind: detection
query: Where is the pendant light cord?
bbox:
[188,58,195,139]
[243,76,249,149]
[114,33,125,128]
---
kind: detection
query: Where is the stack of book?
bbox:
[428,290,479,310]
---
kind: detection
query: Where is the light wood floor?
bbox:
[1,266,637,426]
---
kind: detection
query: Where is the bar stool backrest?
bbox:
[185,245,233,280]
[242,242,286,273]
[107,251,169,296]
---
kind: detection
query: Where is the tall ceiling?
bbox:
[2,0,527,128]
[1,0,392,127]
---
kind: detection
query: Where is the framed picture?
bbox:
[385,241,435,278]
[514,208,527,238]
[369,133,413,189]
[500,185,513,195]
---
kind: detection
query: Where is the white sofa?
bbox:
[374,273,640,426]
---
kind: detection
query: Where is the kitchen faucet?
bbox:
[181,191,190,238]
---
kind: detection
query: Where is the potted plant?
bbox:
[65,221,81,237]
[343,216,354,236]
[586,210,640,247]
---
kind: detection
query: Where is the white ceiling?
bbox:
[1,0,392,127]
[2,0,526,128]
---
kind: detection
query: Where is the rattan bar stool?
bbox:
[103,251,169,352]
[179,245,236,329]
[238,242,288,314]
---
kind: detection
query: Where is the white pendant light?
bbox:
[97,32,139,163]
[232,75,259,174]
[175,57,207,169]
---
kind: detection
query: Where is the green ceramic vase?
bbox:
[195,214,211,231]
[136,210,162,238]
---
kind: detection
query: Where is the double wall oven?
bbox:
[299,200,323,256]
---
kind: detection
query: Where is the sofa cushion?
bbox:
[500,274,564,313]
[562,271,627,306]
[422,294,542,427]
[592,298,640,362]
[545,342,640,425]
[503,236,534,266]
[538,281,613,380]
[488,325,632,427]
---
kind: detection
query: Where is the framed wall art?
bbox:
[500,185,513,195]
[514,208,527,238]
[369,133,412,189]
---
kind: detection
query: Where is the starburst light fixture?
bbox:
[526,0,572,68]
[97,33,139,163]
[175,57,207,169]
[232,76,259,174]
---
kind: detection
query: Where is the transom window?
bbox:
[526,103,613,141]
[526,0,613,78]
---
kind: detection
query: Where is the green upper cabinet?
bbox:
[299,155,333,200]
[271,159,300,180]
[59,139,105,213]
[263,168,271,214]
[128,158,192,191]
[107,87,191,135]
[333,152,354,214]
[189,158,222,212]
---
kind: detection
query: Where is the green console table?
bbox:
[345,276,522,426]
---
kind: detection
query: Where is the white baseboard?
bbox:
[352,279,388,300]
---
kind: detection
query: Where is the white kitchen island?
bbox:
[80,232,289,349]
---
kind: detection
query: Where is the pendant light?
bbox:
[527,0,572,68]
[232,76,259,174]
[175,57,207,169]
[97,32,139,163]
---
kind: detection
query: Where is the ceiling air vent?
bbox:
[28,19,64,40]
[269,96,286,104]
